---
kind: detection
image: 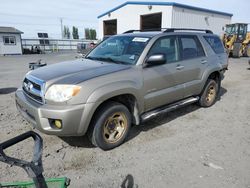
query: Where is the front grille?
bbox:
[22,75,45,104]
[24,78,41,90]
[23,87,43,103]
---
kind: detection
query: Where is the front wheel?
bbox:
[198,79,219,107]
[88,102,131,150]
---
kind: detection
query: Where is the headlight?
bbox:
[45,85,81,102]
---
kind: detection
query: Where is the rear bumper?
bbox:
[15,89,87,136]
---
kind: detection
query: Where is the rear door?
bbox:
[142,35,184,111]
[176,35,208,98]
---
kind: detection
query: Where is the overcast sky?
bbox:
[0,0,249,38]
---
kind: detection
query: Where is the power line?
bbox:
[0,21,59,26]
[0,21,96,29]
[0,12,96,23]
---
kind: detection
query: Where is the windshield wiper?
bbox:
[86,56,130,65]
[86,56,114,62]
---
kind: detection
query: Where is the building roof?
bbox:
[0,27,23,34]
[98,1,233,18]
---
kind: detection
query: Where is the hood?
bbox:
[30,59,131,85]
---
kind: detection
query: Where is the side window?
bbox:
[204,36,225,54]
[148,36,179,63]
[3,36,16,45]
[179,36,205,60]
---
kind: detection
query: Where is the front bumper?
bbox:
[15,89,86,136]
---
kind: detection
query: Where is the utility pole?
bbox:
[60,18,63,39]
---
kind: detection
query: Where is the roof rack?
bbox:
[164,28,213,34]
[123,28,213,34]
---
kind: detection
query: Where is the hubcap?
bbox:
[206,84,216,103]
[103,112,127,143]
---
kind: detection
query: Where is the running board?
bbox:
[141,96,199,122]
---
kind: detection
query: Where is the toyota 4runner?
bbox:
[15,28,228,150]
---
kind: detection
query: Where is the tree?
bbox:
[72,26,79,39]
[84,28,96,40]
[63,26,71,39]
[84,28,90,39]
[89,29,97,40]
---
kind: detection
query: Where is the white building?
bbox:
[0,27,23,55]
[98,1,233,39]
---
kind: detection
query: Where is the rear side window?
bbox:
[204,36,225,54]
[179,36,205,60]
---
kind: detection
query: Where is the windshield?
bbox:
[225,25,236,35]
[86,35,150,65]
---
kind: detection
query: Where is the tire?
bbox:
[232,43,242,58]
[87,102,131,150]
[243,44,250,57]
[198,79,219,107]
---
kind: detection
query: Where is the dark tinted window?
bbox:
[179,36,205,60]
[148,36,179,63]
[204,36,225,54]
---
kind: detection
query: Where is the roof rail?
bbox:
[124,28,213,34]
[164,28,213,34]
[123,28,169,34]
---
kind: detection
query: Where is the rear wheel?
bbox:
[243,44,250,57]
[88,102,131,150]
[198,79,219,107]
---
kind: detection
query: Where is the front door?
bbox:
[143,36,184,111]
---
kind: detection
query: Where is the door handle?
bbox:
[201,60,207,64]
[176,65,184,70]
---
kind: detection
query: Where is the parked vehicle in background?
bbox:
[15,28,228,150]
[23,45,43,54]
[222,23,250,57]
[77,42,97,55]
[77,43,88,54]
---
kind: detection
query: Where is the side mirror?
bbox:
[145,54,166,67]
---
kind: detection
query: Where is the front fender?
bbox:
[76,80,143,135]
[86,80,143,112]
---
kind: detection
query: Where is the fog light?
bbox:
[54,120,62,129]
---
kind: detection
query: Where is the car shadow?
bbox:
[59,135,94,148]
[60,87,227,148]
[217,87,227,101]
[0,87,17,94]
[127,87,227,143]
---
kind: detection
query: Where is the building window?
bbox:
[3,36,16,45]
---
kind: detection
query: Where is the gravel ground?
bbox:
[0,53,249,188]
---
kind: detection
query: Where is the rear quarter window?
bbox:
[204,36,225,54]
